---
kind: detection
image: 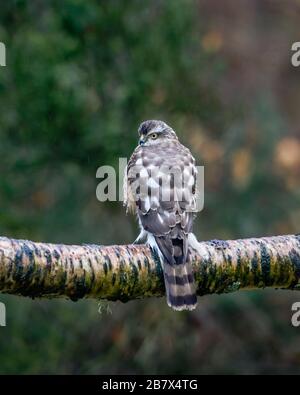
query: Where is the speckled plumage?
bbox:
[124,120,198,310]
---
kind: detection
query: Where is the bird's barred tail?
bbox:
[147,233,197,311]
[163,261,197,311]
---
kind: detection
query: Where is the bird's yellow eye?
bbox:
[150,133,158,140]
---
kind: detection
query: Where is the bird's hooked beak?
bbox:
[139,138,145,146]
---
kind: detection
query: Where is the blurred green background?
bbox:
[0,0,300,374]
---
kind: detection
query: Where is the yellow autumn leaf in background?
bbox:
[231,148,252,187]
[202,31,223,53]
[275,137,300,171]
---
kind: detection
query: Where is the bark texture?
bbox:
[0,234,300,301]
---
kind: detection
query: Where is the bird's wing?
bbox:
[124,146,143,214]
[127,140,198,310]
[135,141,197,262]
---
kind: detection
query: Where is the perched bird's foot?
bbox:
[132,232,147,245]
[133,239,145,245]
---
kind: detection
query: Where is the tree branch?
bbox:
[0,234,300,302]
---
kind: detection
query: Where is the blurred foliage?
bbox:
[0,0,300,374]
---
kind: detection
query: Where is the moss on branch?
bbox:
[0,234,300,302]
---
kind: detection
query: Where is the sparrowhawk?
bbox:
[124,120,199,311]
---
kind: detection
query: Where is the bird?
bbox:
[124,120,199,311]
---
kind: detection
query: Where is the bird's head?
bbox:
[138,120,177,146]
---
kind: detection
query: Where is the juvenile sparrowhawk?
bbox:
[124,120,199,310]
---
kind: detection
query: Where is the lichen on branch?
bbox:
[0,234,299,302]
